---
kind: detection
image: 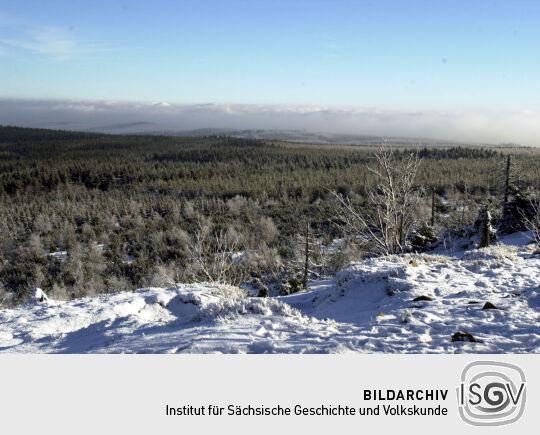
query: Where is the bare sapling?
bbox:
[331,142,422,255]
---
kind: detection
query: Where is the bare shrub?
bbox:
[331,144,422,255]
[0,282,15,308]
[186,216,245,285]
[166,227,190,252]
[326,239,368,273]
[106,275,132,294]
[49,283,69,301]
[102,214,120,232]
[442,190,479,233]
[255,216,279,245]
[80,223,95,242]
[32,214,52,235]
[242,242,284,281]
[21,233,45,258]
[142,263,176,288]
[59,243,107,298]
[520,193,540,250]
[55,223,77,251]
[183,201,196,219]
[226,195,249,216]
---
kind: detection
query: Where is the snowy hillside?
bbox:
[1,233,538,353]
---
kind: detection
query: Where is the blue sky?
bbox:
[1,1,540,144]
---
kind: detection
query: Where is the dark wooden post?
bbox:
[503,155,511,219]
[302,220,309,290]
[431,186,435,227]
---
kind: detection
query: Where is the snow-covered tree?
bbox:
[478,207,495,248]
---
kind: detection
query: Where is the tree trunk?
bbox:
[479,207,492,248]
[431,186,435,227]
[503,155,511,219]
[302,220,309,289]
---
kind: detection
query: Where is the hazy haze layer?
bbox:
[1,98,539,146]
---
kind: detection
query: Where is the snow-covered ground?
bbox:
[1,233,538,353]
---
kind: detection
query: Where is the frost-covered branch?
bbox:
[330,142,422,255]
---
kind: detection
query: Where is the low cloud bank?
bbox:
[1,98,539,145]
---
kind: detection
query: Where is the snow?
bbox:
[47,250,68,262]
[122,254,135,264]
[33,287,48,302]
[1,233,538,353]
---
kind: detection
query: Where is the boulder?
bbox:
[451,331,482,343]
[413,295,433,302]
[33,287,48,302]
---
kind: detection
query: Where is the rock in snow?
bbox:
[0,233,538,353]
[33,288,48,303]
[451,331,482,343]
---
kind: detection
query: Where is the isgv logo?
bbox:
[457,361,526,426]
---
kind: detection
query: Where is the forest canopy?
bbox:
[1,126,538,306]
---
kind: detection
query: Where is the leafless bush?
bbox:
[54,223,77,250]
[32,214,53,235]
[186,215,246,285]
[49,283,69,300]
[0,282,15,308]
[142,263,177,288]
[242,242,284,281]
[183,201,196,219]
[226,195,249,216]
[20,234,46,259]
[105,275,133,294]
[166,227,190,251]
[520,194,540,249]
[325,239,368,273]
[255,216,279,245]
[331,144,422,255]
[443,191,479,232]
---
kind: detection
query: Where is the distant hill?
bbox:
[134,128,491,147]
[0,124,517,148]
[86,121,156,133]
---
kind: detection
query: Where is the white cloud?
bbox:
[0,26,113,60]
[0,98,539,146]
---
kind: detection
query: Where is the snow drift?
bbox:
[0,235,538,353]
